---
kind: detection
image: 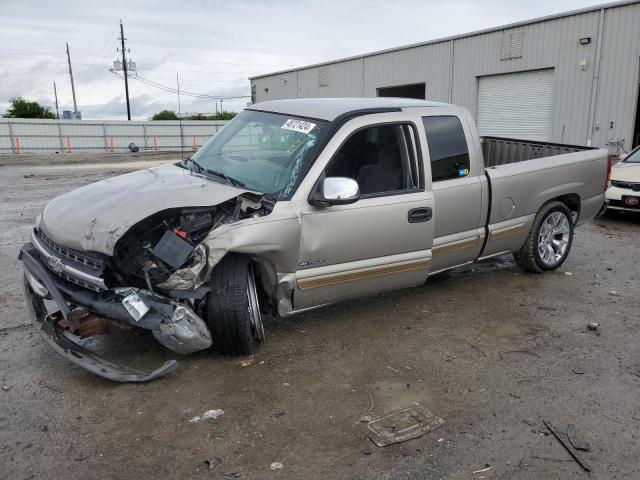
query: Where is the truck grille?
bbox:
[31,229,107,292]
[37,230,104,270]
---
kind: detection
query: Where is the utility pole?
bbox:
[120,20,131,120]
[66,42,78,117]
[177,73,184,160]
[53,81,60,119]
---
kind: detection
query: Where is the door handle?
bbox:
[408,207,432,223]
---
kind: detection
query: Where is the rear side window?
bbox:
[422,116,470,182]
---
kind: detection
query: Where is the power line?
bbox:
[113,71,249,100]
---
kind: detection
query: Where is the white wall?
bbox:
[0,118,228,154]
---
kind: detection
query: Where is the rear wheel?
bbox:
[206,254,265,355]
[514,201,574,273]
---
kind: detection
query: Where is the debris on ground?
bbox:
[239,358,254,367]
[269,462,283,470]
[543,420,591,472]
[586,322,600,331]
[362,447,372,456]
[1,385,10,391]
[359,415,373,423]
[566,424,591,452]
[365,402,444,447]
[203,457,222,470]
[189,409,224,423]
[386,365,400,373]
[472,465,493,474]
[563,272,574,276]
[609,290,621,296]
[572,366,586,375]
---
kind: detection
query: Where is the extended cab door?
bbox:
[292,112,435,310]
[420,108,485,272]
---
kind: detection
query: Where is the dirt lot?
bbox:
[1,152,639,479]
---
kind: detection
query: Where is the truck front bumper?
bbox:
[20,242,211,382]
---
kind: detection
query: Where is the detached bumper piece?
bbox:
[20,242,212,382]
[35,310,177,382]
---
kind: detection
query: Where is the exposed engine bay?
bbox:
[110,195,268,292]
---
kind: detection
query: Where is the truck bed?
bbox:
[481,136,596,167]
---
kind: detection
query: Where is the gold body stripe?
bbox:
[432,237,480,256]
[297,259,431,290]
[490,225,524,240]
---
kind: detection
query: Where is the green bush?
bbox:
[3,98,57,119]
[151,110,179,120]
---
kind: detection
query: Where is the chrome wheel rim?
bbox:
[246,266,265,343]
[537,211,571,266]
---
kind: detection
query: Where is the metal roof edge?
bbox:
[249,0,640,81]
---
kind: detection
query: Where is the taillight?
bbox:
[605,155,613,191]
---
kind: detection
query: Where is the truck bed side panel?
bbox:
[481,149,608,257]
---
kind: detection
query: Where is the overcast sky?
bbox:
[0,0,606,120]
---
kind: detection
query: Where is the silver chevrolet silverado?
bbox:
[20,98,611,381]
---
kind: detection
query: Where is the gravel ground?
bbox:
[1,153,639,479]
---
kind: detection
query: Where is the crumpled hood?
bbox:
[38,164,250,255]
[611,161,640,182]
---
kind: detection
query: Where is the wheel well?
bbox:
[553,193,581,218]
[247,255,279,314]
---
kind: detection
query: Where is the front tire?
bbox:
[514,201,574,273]
[206,254,265,355]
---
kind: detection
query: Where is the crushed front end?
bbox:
[19,185,273,382]
[20,226,215,381]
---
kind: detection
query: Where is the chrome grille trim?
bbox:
[36,230,104,270]
[31,230,107,292]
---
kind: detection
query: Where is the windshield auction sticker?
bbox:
[281,119,316,134]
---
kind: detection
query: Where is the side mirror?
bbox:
[309,177,360,207]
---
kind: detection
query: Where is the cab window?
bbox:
[422,116,471,182]
[325,123,422,195]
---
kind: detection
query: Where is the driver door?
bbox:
[292,113,435,310]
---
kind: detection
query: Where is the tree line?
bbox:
[2,98,237,121]
[151,110,236,121]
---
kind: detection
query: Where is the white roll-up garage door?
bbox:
[477,69,554,141]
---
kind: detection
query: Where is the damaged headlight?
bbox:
[110,207,223,291]
[109,195,270,293]
[156,244,208,290]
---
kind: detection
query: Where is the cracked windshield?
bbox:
[191,110,327,197]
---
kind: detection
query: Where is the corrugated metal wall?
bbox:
[592,2,640,148]
[251,1,640,151]
[363,41,452,101]
[0,119,228,154]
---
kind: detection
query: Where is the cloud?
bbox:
[0,0,605,119]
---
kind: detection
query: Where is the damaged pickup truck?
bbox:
[20,98,611,381]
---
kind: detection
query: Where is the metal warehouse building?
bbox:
[250,0,640,151]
